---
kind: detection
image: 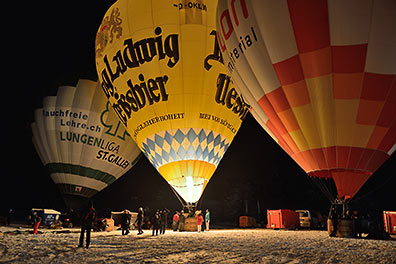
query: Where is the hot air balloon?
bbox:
[216,0,396,201]
[95,0,249,206]
[31,79,141,208]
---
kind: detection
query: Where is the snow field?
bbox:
[0,228,395,263]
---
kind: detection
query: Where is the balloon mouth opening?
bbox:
[158,160,216,203]
[308,169,372,199]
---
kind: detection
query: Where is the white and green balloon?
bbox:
[32,79,141,206]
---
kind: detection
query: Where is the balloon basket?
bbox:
[328,219,356,238]
[183,217,198,232]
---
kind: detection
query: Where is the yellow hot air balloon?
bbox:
[95,0,249,205]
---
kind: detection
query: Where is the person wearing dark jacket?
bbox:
[178,212,185,232]
[78,204,96,249]
[160,208,169,234]
[152,210,160,236]
[121,209,131,235]
[135,207,144,235]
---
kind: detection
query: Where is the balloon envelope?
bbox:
[32,79,141,207]
[95,0,249,203]
[216,0,396,199]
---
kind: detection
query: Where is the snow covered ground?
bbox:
[0,227,395,263]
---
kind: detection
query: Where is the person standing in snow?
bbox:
[121,209,131,235]
[328,204,340,237]
[178,212,185,232]
[152,210,160,236]
[172,211,179,231]
[197,212,204,233]
[160,208,169,235]
[78,203,96,249]
[205,209,210,231]
[352,210,362,238]
[32,212,41,235]
[135,207,144,235]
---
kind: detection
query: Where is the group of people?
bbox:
[172,209,210,232]
[79,204,137,248]
[120,207,170,237]
[197,209,210,232]
[151,208,170,236]
[77,204,211,249]
[172,210,185,231]
[120,207,144,236]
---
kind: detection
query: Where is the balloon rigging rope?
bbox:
[168,183,187,207]
[308,175,335,202]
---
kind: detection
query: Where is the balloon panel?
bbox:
[217,0,396,199]
[95,0,249,203]
[32,80,141,199]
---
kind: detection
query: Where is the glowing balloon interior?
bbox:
[31,79,141,204]
[217,0,396,199]
[95,0,249,204]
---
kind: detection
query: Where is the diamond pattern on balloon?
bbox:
[140,128,230,169]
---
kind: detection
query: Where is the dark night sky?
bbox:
[3,1,395,221]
